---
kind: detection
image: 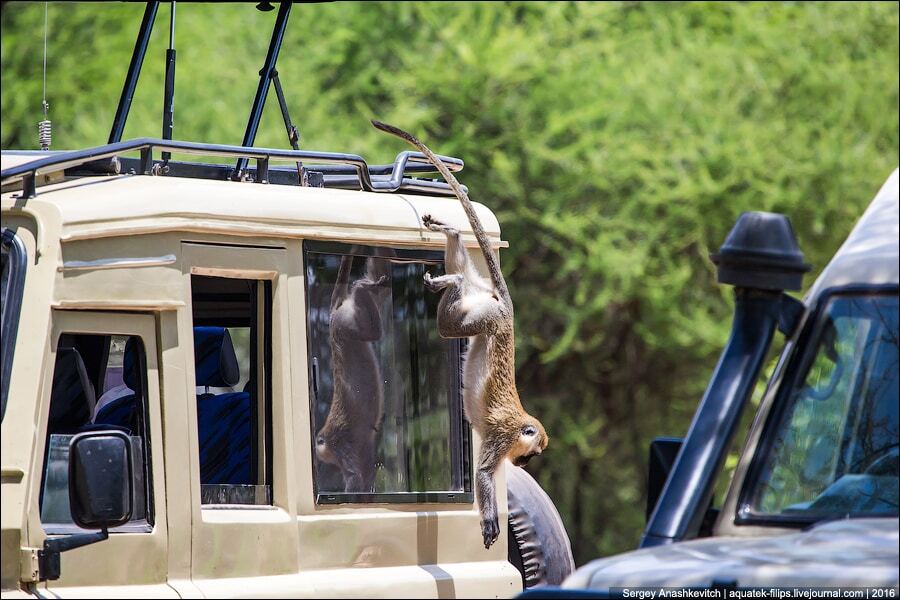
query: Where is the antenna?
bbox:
[38,2,51,151]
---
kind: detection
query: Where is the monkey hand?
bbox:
[481,516,500,549]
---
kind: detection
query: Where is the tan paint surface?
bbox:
[1,174,519,598]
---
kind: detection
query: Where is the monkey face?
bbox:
[315,432,340,466]
[510,419,549,467]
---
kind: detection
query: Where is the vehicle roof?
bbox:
[0,170,503,247]
[807,168,899,299]
[0,154,46,171]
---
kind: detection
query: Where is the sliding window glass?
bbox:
[304,242,470,503]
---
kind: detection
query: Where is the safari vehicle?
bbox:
[0,144,572,598]
[0,3,573,598]
[537,170,899,595]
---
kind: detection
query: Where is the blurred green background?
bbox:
[2,1,898,565]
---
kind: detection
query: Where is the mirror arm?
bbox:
[37,526,109,581]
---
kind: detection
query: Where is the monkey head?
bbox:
[509,415,549,467]
[315,429,341,467]
[315,422,378,493]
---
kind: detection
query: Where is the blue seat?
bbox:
[94,337,142,433]
[48,347,96,434]
[193,327,252,486]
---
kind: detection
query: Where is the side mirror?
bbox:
[38,430,134,581]
[646,437,682,522]
[69,430,134,529]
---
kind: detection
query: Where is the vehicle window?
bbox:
[40,333,153,533]
[304,242,469,502]
[746,293,899,520]
[190,275,272,506]
[1,228,26,421]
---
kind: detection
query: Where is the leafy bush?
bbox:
[3,1,897,563]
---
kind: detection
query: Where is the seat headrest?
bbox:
[193,327,240,388]
[49,347,97,427]
[123,337,142,391]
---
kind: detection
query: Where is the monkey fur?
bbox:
[315,254,389,493]
[372,120,549,549]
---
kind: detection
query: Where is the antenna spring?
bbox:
[38,102,52,151]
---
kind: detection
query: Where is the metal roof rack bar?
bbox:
[1,137,464,198]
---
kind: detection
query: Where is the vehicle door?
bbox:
[34,311,173,597]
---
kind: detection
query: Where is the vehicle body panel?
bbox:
[1,165,519,598]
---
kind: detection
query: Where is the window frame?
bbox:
[1,227,27,421]
[39,315,159,535]
[189,274,275,507]
[736,285,900,527]
[303,240,473,505]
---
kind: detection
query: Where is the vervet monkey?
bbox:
[315,254,389,493]
[372,120,549,548]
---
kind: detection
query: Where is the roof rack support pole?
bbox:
[271,69,306,185]
[272,71,299,151]
[256,157,269,184]
[108,1,159,144]
[232,0,292,180]
[21,173,36,199]
[140,147,154,174]
[161,1,177,162]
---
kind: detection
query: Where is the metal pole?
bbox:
[109,2,159,144]
[161,1,177,162]
[233,0,292,180]
[271,69,306,184]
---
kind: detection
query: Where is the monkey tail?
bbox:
[371,120,511,304]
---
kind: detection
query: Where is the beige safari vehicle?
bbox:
[0,138,572,598]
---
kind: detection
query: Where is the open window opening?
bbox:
[190,275,273,506]
[40,332,153,533]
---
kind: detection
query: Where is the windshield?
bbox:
[745,292,899,521]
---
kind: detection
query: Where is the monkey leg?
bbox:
[424,272,462,292]
[437,287,505,338]
[423,214,474,276]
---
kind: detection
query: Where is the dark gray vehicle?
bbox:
[562,169,899,591]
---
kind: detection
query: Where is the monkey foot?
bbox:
[481,517,500,549]
[422,214,449,231]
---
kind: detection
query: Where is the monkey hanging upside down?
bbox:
[372,120,549,549]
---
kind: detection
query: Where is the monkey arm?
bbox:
[330,255,355,311]
[476,440,512,549]
[476,465,500,549]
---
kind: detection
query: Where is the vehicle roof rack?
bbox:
[0,137,465,199]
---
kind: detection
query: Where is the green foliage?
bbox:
[3,1,898,564]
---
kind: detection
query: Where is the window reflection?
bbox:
[305,243,467,498]
[749,293,899,518]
